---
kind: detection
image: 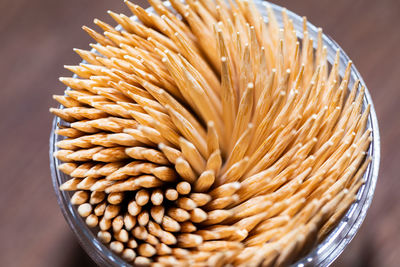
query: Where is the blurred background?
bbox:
[0,0,398,266]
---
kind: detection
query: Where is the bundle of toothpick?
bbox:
[51,0,371,266]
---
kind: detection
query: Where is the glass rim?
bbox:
[49,1,381,266]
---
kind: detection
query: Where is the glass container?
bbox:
[49,1,380,266]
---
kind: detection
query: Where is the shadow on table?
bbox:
[59,237,97,267]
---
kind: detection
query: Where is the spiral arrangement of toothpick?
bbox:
[51,0,372,266]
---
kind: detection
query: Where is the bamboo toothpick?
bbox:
[52,0,373,265]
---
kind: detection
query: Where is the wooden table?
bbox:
[0,0,398,266]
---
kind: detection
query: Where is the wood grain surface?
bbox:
[0,0,398,266]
